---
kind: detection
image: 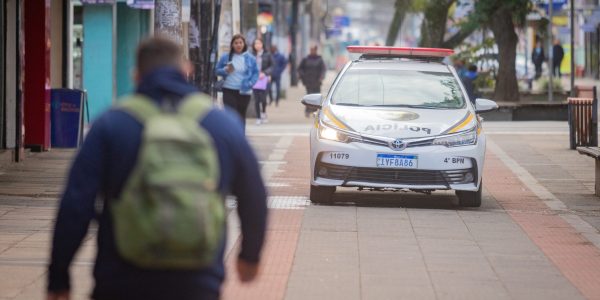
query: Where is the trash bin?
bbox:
[50,89,87,148]
[568,86,598,149]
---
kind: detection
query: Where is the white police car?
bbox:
[302,46,498,207]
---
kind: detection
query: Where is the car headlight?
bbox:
[432,128,477,147]
[318,123,361,143]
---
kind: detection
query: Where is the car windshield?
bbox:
[331,69,466,109]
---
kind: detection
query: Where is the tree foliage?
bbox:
[385,0,532,101]
[472,0,531,101]
[386,0,476,49]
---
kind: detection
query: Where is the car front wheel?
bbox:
[456,182,482,207]
[310,185,336,204]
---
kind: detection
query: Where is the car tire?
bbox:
[310,185,336,204]
[456,182,482,207]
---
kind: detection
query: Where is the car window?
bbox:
[331,68,466,109]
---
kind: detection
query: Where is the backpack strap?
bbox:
[117,95,161,124]
[118,93,213,123]
[178,93,214,121]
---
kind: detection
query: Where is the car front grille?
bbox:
[360,136,434,149]
[316,162,474,187]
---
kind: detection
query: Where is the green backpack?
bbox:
[112,93,225,270]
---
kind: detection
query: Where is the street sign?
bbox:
[536,0,567,12]
[333,16,350,28]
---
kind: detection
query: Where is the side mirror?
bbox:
[475,98,498,113]
[301,94,322,109]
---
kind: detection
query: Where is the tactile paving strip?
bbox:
[227,196,310,210]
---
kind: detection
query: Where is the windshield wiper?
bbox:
[371,104,440,109]
[335,103,362,106]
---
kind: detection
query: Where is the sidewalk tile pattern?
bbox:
[486,152,600,299]
[222,137,309,300]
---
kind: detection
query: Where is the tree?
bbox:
[419,0,454,47]
[386,0,412,46]
[386,0,476,49]
[419,0,478,49]
[473,0,530,101]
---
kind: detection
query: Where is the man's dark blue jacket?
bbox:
[48,67,268,300]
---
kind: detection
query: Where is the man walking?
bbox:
[47,37,268,300]
[269,45,288,106]
[532,41,545,80]
[552,39,564,78]
[298,45,327,117]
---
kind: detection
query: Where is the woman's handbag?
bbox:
[253,75,269,90]
[214,79,225,92]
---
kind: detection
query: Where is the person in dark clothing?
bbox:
[251,38,273,124]
[298,45,327,117]
[532,41,545,80]
[461,64,479,104]
[215,34,259,130]
[47,37,268,300]
[269,45,288,106]
[552,39,564,78]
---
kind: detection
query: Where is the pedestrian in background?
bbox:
[47,37,267,300]
[552,39,564,78]
[461,64,479,104]
[453,58,467,79]
[251,38,273,124]
[532,41,545,80]
[216,34,259,129]
[298,45,327,117]
[269,45,288,106]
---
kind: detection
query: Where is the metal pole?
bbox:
[548,0,554,102]
[570,0,575,97]
[290,0,299,86]
[209,0,222,97]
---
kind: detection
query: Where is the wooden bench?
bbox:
[577,146,600,196]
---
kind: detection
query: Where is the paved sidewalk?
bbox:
[2,76,600,300]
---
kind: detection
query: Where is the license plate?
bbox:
[376,154,418,169]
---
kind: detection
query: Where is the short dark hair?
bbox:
[229,34,248,56]
[136,36,183,77]
[468,64,477,72]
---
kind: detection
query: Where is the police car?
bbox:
[302,46,498,207]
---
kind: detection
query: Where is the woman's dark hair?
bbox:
[229,34,248,57]
[252,38,264,54]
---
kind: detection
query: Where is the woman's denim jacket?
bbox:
[216,52,259,95]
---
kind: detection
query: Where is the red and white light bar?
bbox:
[347,46,454,58]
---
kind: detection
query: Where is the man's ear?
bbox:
[133,69,140,84]
[181,60,194,78]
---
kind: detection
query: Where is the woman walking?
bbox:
[251,38,273,124]
[216,34,259,129]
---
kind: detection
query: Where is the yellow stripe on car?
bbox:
[323,106,350,130]
[448,112,474,133]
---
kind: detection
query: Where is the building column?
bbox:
[23,0,51,151]
[50,0,64,89]
[82,4,115,120]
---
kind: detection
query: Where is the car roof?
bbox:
[348,60,452,73]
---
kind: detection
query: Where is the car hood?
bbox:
[325,105,474,139]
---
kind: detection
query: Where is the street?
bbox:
[0,79,599,299]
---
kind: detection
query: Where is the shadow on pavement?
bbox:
[322,189,460,210]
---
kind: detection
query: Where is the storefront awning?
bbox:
[81,0,153,9]
[126,0,154,9]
